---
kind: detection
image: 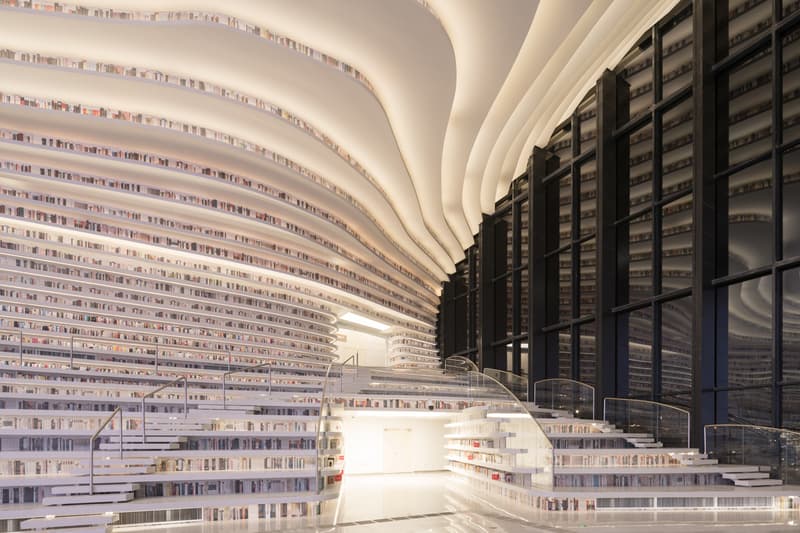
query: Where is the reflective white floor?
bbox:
[134,472,800,533]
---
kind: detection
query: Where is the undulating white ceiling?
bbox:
[0,0,679,276]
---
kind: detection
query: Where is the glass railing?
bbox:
[603,398,690,449]
[533,378,595,419]
[465,371,554,489]
[704,424,800,484]
[484,369,528,402]
[444,355,479,373]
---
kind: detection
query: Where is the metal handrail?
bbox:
[603,397,690,447]
[222,361,272,409]
[315,361,335,494]
[533,378,596,419]
[444,355,479,373]
[703,423,800,456]
[141,376,188,443]
[89,407,123,495]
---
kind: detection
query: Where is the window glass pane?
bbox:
[559,175,572,249]
[727,47,772,167]
[559,249,572,322]
[618,41,653,121]
[506,276,514,336]
[494,209,513,274]
[628,306,653,397]
[579,158,597,238]
[558,329,572,379]
[782,25,800,144]
[727,275,773,388]
[661,5,693,99]
[661,197,693,292]
[580,322,596,386]
[520,267,529,334]
[662,96,694,197]
[520,341,529,377]
[727,387,773,426]
[627,212,653,303]
[726,158,773,275]
[453,295,467,353]
[520,199,529,268]
[580,238,596,318]
[784,146,800,260]
[783,385,800,430]
[578,93,597,154]
[628,123,654,211]
[492,274,510,341]
[783,267,800,383]
[547,124,572,168]
[661,297,693,396]
[728,0,773,56]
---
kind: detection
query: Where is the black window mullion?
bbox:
[772,0,784,427]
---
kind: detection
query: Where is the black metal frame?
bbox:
[437,0,800,447]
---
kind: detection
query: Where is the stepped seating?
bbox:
[532,410,784,490]
[0,347,345,532]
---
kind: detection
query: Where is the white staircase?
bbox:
[19,412,208,532]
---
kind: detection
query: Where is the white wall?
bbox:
[340,413,448,474]
[335,328,387,367]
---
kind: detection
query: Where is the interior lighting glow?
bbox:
[348,409,451,418]
[340,312,390,331]
[487,412,530,419]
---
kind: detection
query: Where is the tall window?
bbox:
[711,0,800,428]
[610,5,695,405]
[538,92,599,384]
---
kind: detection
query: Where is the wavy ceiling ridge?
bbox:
[0,48,444,288]
[0,0,457,274]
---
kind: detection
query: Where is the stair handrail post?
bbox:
[141,376,189,444]
[119,408,123,460]
[89,406,122,496]
[18,325,22,365]
[69,334,74,370]
[154,339,159,375]
[222,373,227,410]
[222,360,274,409]
[703,424,708,456]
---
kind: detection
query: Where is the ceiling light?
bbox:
[339,312,389,331]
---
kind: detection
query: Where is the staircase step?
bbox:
[681,458,719,465]
[106,435,185,443]
[25,527,109,533]
[21,513,115,530]
[632,442,663,448]
[723,472,771,480]
[50,483,139,495]
[77,457,155,467]
[99,442,178,450]
[734,478,783,487]
[71,465,155,475]
[42,492,134,505]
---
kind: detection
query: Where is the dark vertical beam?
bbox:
[530,148,553,384]
[772,0,784,428]
[512,199,522,374]
[442,281,454,358]
[596,69,629,404]
[479,214,494,371]
[692,0,723,449]
[527,156,536,397]
[652,26,664,401]
[571,113,582,379]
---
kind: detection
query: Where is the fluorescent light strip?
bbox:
[340,312,390,331]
